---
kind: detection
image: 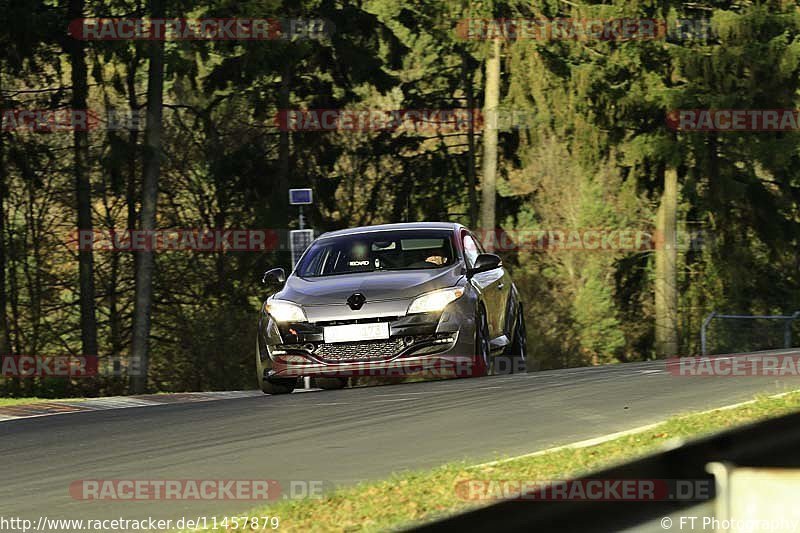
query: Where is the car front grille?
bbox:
[313,317,399,327]
[314,339,404,361]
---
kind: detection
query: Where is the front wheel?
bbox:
[506,305,528,373]
[472,307,492,377]
[261,378,296,395]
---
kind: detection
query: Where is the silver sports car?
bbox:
[256,222,527,394]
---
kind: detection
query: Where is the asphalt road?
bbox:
[3,354,800,530]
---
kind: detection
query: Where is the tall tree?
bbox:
[0,72,9,356]
[655,166,678,357]
[479,38,500,244]
[275,60,291,228]
[66,0,98,359]
[461,49,478,227]
[130,0,165,393]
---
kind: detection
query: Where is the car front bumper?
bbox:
[257,299,479,381]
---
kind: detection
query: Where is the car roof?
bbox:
[317,222,464,240]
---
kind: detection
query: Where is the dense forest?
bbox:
[1,0,799,397]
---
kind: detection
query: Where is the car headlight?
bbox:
[265,299,307,322]
[407,287,465,314]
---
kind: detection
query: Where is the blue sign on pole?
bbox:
[289,188,313,205]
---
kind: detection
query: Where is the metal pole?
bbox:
[300,204,311,390]
[785,320,792,349]
[786,311,800,349]
[701,311,716,356]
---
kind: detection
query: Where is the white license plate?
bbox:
[323,322,390,344]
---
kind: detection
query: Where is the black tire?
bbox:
[314,377,348,390]
[261,377,296,395]
[472,307,492,377]
[506,305,528,373]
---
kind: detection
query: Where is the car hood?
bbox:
[276,265,464,308]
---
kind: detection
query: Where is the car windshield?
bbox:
[296,230,455,277]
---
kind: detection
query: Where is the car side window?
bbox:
[463,234,480,267]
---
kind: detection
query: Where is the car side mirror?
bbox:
[262,267,286,286]
[467,253,502,277]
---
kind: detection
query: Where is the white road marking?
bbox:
[373,391,432,397]
[374,398,415,402]
[471,423,663,469]
[469,387,800,470]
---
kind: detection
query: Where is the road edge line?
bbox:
[470,388,800,469]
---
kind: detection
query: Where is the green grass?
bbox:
[196,390,800,533]
[0,397,85,407]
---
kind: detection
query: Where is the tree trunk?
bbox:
[67,0,98,360]
[126,52,140,234]
[0,73,9,356]
[275,62,291,229]
[122,52,141,381]
[461,49,478,228]
[480,39,501,249]
[130,0,165,393]
[655,166,679,357]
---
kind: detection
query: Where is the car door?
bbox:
[463,231,504,340]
